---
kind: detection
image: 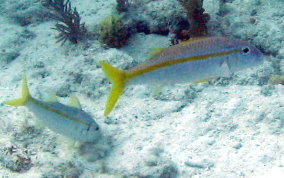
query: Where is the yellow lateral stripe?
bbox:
[125,49,241,79]
[29,98,90,127]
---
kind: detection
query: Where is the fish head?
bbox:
[86,122,101,142]
[83,123,101,143]
[225,39,264,72]
[77,112,101,142]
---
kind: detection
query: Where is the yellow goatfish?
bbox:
[100,37,264,116]
[3,75,101,142]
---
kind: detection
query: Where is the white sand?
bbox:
[0,0,283,177]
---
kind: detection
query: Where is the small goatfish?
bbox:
[100,37,264,116]
[3,75,101,142]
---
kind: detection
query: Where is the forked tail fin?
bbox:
[3,74,30,106]
[99,61,126,116]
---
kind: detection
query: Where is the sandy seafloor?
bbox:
[0,0,284,177]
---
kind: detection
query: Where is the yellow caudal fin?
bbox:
[99,61,126,116]
[3,74,30,106]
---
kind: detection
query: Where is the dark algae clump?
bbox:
[99,15,129,48]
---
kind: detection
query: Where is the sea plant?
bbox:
[98,15,129,48]
[42,0,87,45]
[176,0,210,37]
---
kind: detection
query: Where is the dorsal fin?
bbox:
[45,93,58,102]
[147,48,165,59]
[179,37,207,45]
[68,94,82,109]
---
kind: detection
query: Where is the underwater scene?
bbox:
[0,0,283,177]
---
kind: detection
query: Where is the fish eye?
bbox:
[242,47,250,54]
[95,126,99,130]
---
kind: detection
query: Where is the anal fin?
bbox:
[193,78,214,84]
[151,85,164,97]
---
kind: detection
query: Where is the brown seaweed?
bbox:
[42,0,86,45]
[177,0,210,37]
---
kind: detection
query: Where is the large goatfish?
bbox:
[100,37,264,116]
[3,75,101,143]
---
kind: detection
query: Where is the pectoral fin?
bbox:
[220,59,232,77]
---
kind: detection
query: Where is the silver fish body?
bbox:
[26,98,101,142]
[128,37,264,85]
[3,74,102,142]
